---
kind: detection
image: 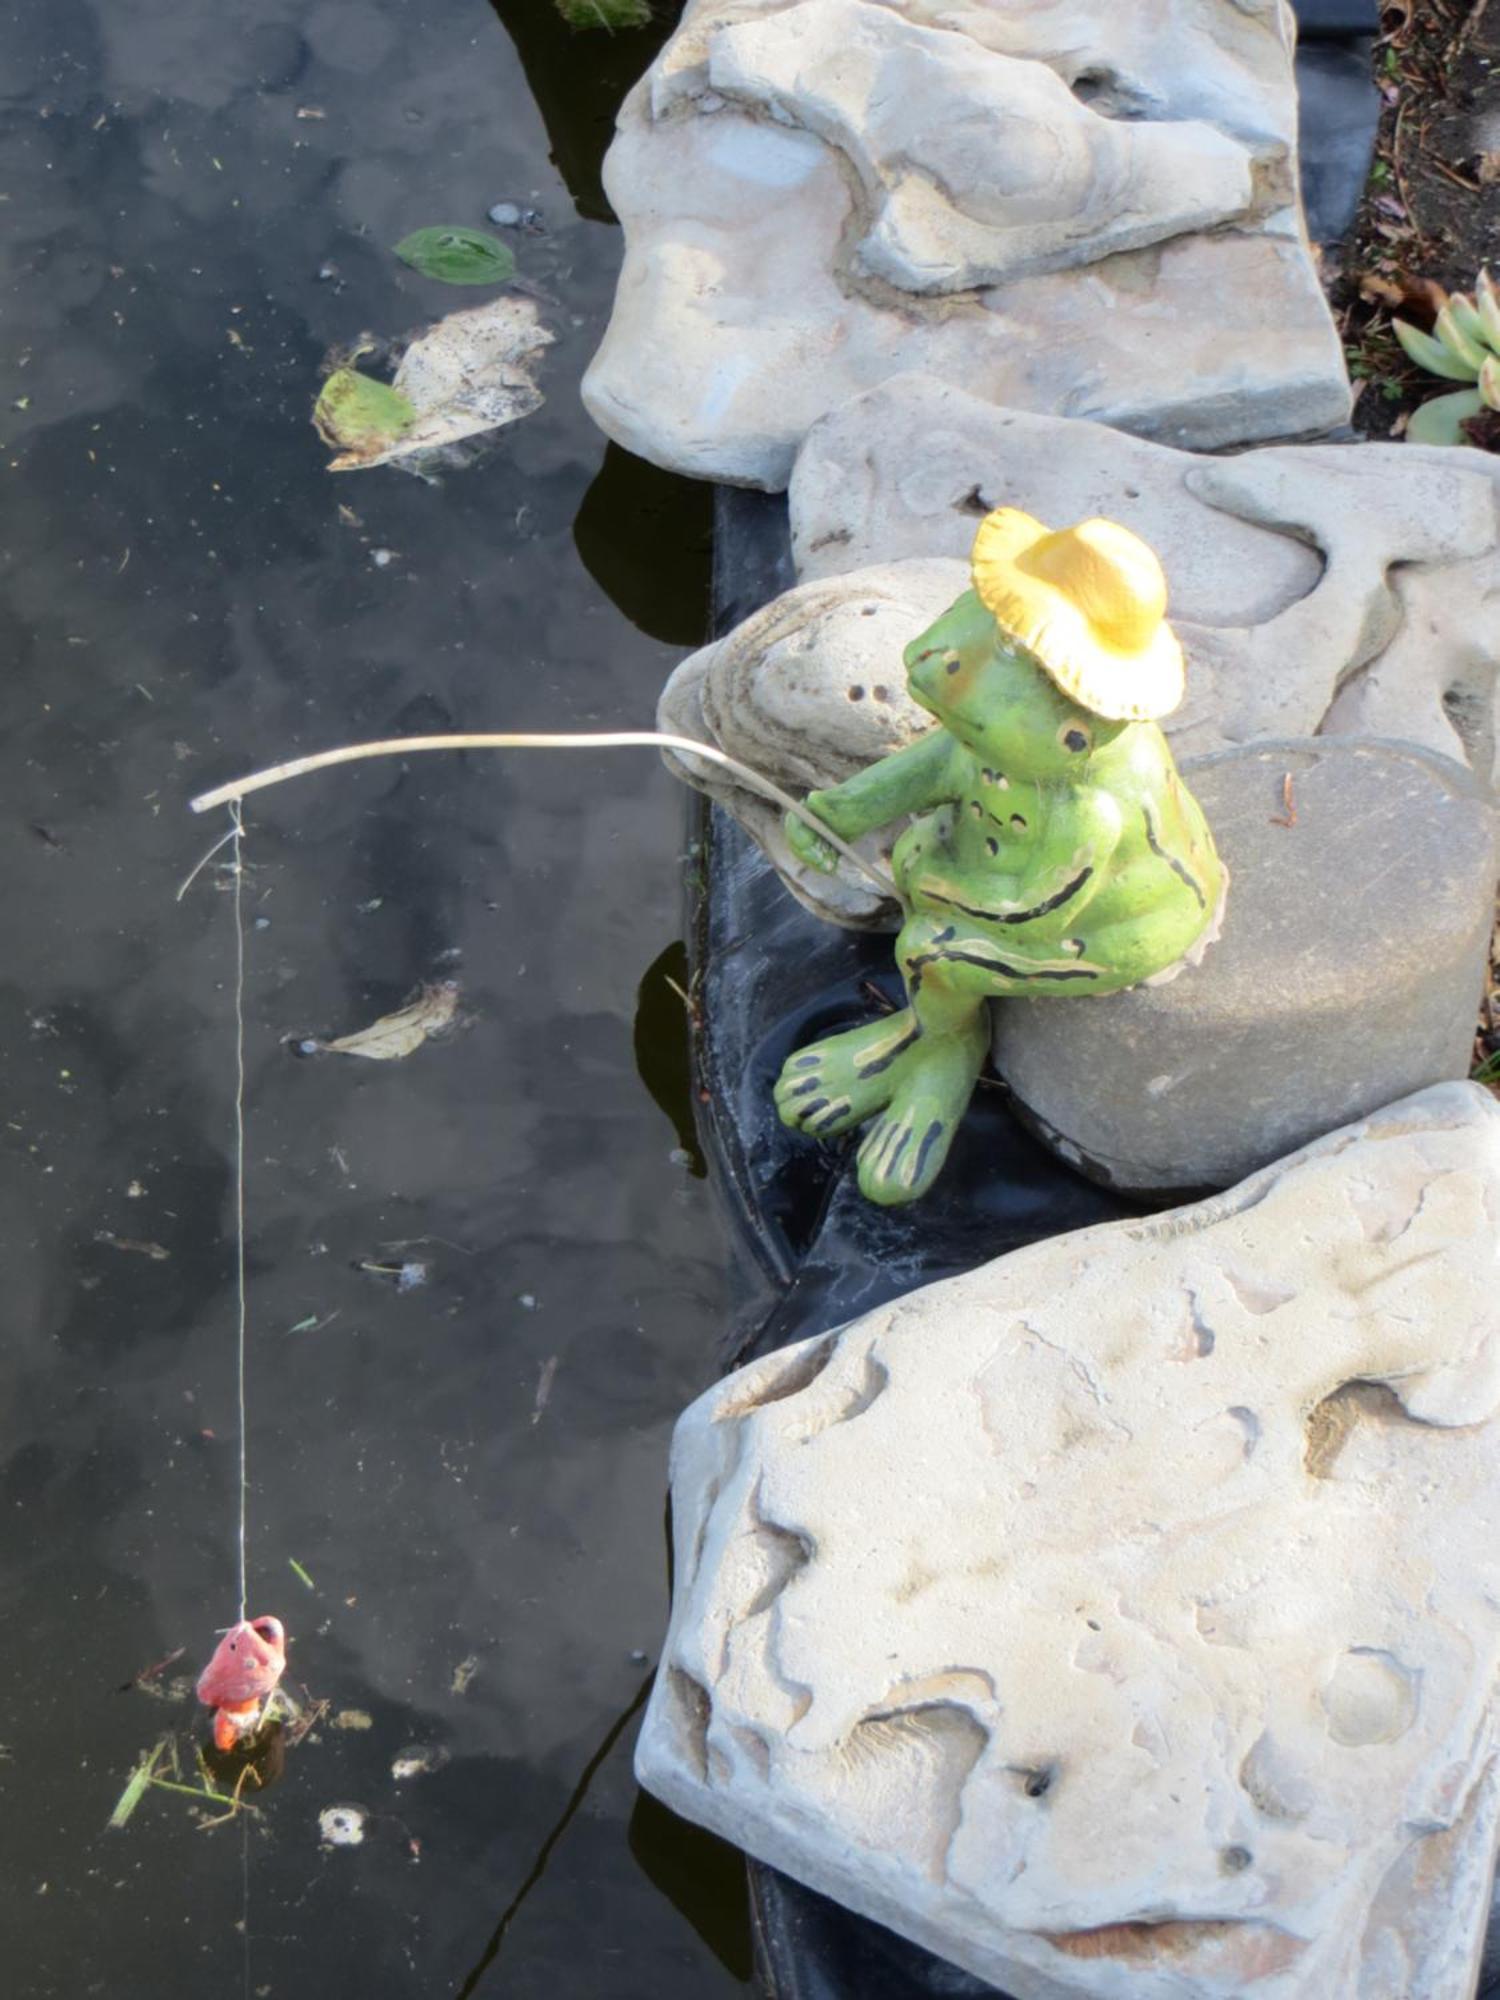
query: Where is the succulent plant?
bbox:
[1392,270,1500,446]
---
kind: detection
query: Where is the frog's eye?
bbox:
[1060,723,1091,754]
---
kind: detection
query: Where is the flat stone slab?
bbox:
[658,376,1500,929]
[639,1081,1500,1999]
[583,0,1349,487]
[791,374,1500,781]
[992,740,1499,1194]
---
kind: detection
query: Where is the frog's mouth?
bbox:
[903,643,954,720]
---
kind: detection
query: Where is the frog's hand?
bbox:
[784,805,841,876]
[798,730,961,847]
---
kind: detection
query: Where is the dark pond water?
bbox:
[0,0,754,1991]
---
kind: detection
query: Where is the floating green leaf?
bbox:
[313,370,417,460]
[393,227,515,287]
[1406,388,1483,447]
[553,0,652,25]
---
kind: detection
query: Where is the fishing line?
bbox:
[229,799,249,1625]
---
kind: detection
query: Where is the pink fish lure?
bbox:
[196,1616,286,1750]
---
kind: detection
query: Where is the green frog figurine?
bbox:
[775,507,1226,1205]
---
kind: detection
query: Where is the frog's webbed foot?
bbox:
[855,1016,988,1206]
[774,1008,921,1139]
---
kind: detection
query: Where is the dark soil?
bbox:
[1320,1,1500,1082]
[1329,0,1500,439]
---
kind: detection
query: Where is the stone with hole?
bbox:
[638,1082,1500,1998]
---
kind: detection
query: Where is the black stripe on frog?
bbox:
[921,867,1094,927]
[1141,806,1206,909]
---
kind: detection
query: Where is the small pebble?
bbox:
[517,1293,538,1311]
[317,262,338,282]
[370,548,395,569]
[629,1649,649,1665]
[396,1260,429,1293]
[487,202,522,226]
[669,1147,694,1170]
[319,1804,367,1848]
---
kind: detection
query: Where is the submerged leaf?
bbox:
[393,226,515,287]
[316,981,459,1061]
[314,371,417,457]
[1406,388,1484,447]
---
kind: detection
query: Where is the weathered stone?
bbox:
[791,373,1500,780]
[992,740,1500,1194]
[657,378,1500,927]
[658,559,964,926]
[583,0,1349,487]
[706,1,1254,295]
[639,1081,1500,2000]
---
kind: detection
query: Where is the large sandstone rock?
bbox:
[583,0,1349,487]
[992,739,1500,1193]
[638,1081,1500,2000]
[791,373,1500,779]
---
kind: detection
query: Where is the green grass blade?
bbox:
[108,1739,169,1829]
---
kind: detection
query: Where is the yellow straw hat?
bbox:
[970,508,1185,722]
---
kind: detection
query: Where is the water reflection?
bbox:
[0,0,743,1990]
[488,0,684,223]
[576,443,714,647]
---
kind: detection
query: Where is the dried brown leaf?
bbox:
[317,982,459,1061]
[1354,269,1447,321]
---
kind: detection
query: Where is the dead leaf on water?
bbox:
[95,1231,171,1260]
[311,981,459,1062]
[317,297,552,475]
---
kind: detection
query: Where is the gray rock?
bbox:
[658,558,967,927]
[790,373,1500,786]
[582,0,1349,487]
[641,1080,1500,1999]
[992,739,1500,1194]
